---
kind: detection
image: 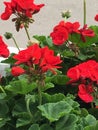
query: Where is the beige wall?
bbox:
[0,0,98,48]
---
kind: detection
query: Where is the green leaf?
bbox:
[88,108,98,119]
[51,75,69,85]
[62,50,75,57]
[40,124,54,130]
[56,114,78,130]
[25,94,36,103]
[64,95,80,110]
[5,79,37,94]
[12,99,27,117]
[41,82,54,91]
[85,114,97,126]
[16,113,31,128]
[38,101,72,122]
[81,108,89,117]
[33,35,53,48]
[42,93,65,103]
[0,93,7,100]
[74,124,83,130]
[0,101,9,116]
[1,53,16,64]
[28,124,40,130]
[0,117,10,128]
[84,121,98,130]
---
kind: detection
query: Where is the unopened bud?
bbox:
[4,32,13,39]
[28,38,39,46]
[61,10,71,19]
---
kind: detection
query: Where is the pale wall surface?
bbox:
[0,0,98,48]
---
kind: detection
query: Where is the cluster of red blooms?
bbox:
[1,0,44,20]
[67,60,98,103]
[11,44,62,76]
[50,21,95,45]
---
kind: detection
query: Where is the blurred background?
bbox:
[0,0,98,48]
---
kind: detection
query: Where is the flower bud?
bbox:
[61,10,71,19]
[4,32,13,39]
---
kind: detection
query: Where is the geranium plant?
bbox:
[0,0,98,130]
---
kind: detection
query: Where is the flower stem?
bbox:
[91,102,94,108]
[38,84,42,105]
[12,37,20,51]
[0,85,6,93]
[26,98,33,118]
[24,26,31,41]
[83,0,86,25]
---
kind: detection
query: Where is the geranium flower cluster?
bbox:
[11,44,62,76]
[1,0,44,20]
[50,21,95,45]
[1,0,44,31]
[67,60,98,103]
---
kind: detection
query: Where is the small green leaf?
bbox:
[81,108,89,117]
[52,75,69,85]
[16,113,31,128]
[0,101,9,116]
[41,82,54,91]
[25,94,36,103]
[42,93,65,103]
[40,124,54,130]
[28,124,40,130]
[0,93,7,100]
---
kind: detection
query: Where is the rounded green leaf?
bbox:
[38,101,72,122]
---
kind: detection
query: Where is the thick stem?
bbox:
[83,0,86,25]
[12,37,20,51]
[38,83,42,105]
[24,26,31,41]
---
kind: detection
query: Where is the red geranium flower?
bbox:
[94,14,98,22]
[50,23,68,45]
[28,44,41,64]
[11,66,25,76]
[50,21,80,45]
[64,21,80,34]
[13,49,31,65]
[0,36,9,58]
[13,44,41,65]
[67,66,80,80]
[79,24,95,42]
[0,2,13,20]
[40,46,62,74]
[78,84,94,103]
